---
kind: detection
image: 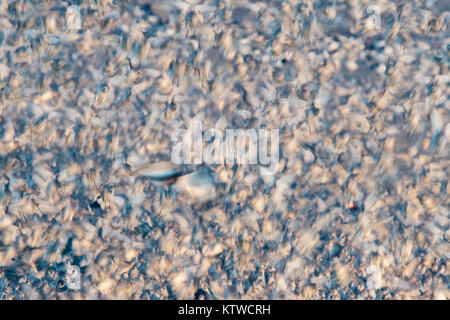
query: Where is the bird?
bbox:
[173,168,217,203]
[132,161,217,203]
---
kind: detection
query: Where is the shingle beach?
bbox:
[0,0,448,299]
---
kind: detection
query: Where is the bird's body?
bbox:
[173,168,216,203]
[133,161,217,203]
